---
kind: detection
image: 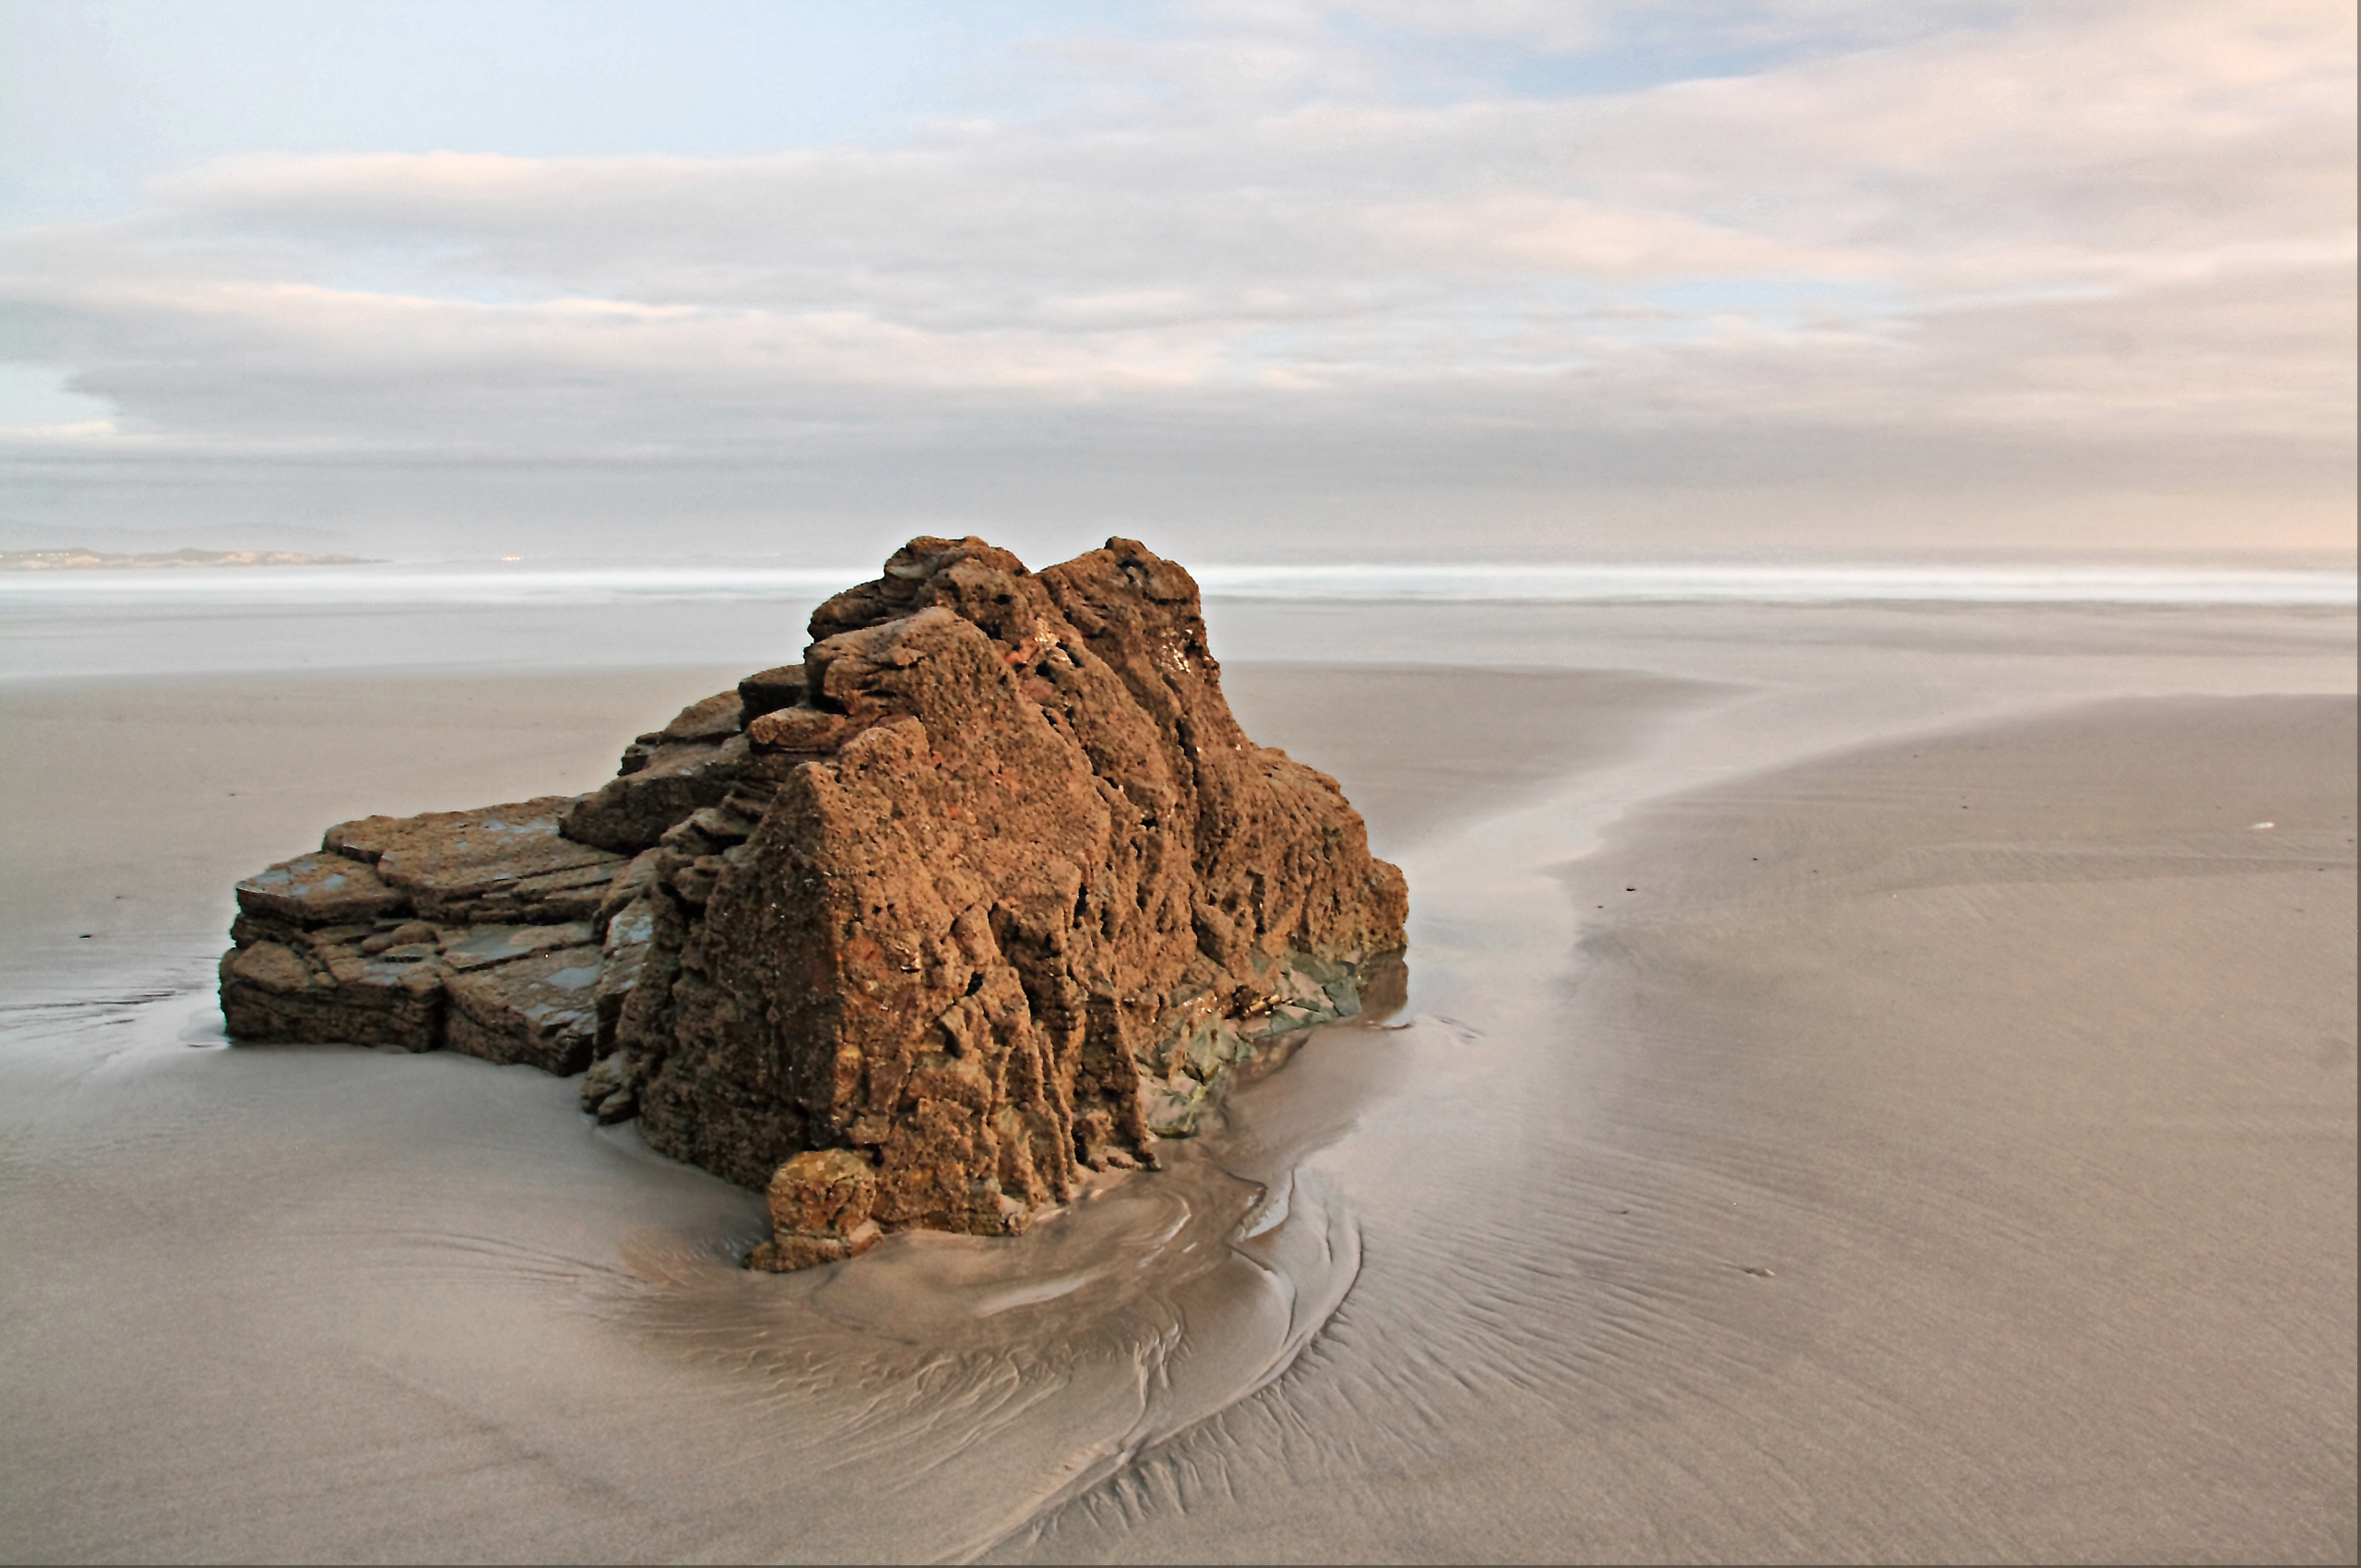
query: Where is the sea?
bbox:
[3,555,2353,679]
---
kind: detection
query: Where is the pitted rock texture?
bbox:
[219,538,1406,1268]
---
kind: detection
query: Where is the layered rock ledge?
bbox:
[219,538,1407,1267]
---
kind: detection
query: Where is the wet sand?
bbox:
[1012,694,2356,1563]
[2,600,2355,1562]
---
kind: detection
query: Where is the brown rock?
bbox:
[439,921,597,972]
[445,946,603,1074]
[235,853,409,928]
[359,921,443,954]
[580,1050,644,1123]
[219,936,443,1051]
[736,664,808,720]
[766,1146,879,1236]
[659,689,746,743]
[326,799,627,924]
[562,740,751,854]
[746,707,854,753]
[219,537,1406,1271]
[223,939,310,994]
[746,1228,880,1272]
[747,1149,884,1271]
[629,537,1406,1257]
[220,809,636,1058]
[592,896,654,1051]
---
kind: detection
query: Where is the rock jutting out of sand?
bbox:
[219,538,1409,1268]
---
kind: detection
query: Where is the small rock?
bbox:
[359,920,443,955]
[445,947,602,1075]
[593,897,654,1052]
[440,921,597,972]
[659,689,747,743]
[746,707,853,753]
[750,1150,884,1271]
[236,854,409,928]
[737,664,808,720]
[562,742,742,854]
[580,1050,642,1123]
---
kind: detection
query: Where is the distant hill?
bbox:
[0,548,382,571]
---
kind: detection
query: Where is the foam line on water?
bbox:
[0,564,869,606]
[1,560,2352,608]
[1194,563,2358,606]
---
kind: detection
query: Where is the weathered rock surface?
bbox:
[219,538,1407,1267]
[234,852,409,928]
[445,948,603,1075]
[220,934,444,1051]
[326,799,627,924]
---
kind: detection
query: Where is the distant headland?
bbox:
[0,548,381,571]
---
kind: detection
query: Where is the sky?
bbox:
[1,0,2353,565]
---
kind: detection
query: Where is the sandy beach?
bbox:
[2,596,2354,1562]
[1014,692,2356,1562]
[10,1,2353,1557]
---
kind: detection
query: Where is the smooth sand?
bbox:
[2,601,2355,1562]
[1009,695,2356,1562]
[0,666,748,999]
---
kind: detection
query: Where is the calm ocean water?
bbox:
[3,558,2352,678]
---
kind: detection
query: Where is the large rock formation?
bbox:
[220,538,1407,1267]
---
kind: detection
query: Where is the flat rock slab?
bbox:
[325,798,625,923]
[445,946,603,1075]
[219,939,442,1051]
[235,853,409,928]
[492,864,618,922]
[442,921,598,973]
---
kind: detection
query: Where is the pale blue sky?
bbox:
[5,2,1116,220]
[4,0,1978,219]
[2,1,2351,563]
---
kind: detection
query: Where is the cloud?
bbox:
[0,0,2350,555]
